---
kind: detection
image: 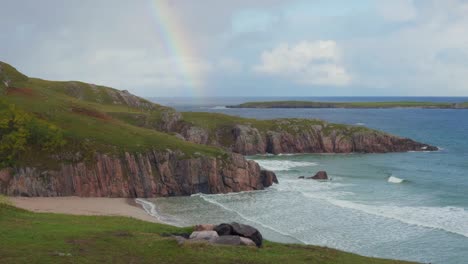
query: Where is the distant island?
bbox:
[227,101,468,109]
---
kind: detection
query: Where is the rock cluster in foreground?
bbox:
[174,223,263,248]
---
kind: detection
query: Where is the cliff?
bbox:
[0,61,437,198]
[159,113,438,155]
[0,150,277,197]
[0,61,277,197]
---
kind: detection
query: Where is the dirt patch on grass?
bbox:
[71,106,112,121]
[6,87,36,97]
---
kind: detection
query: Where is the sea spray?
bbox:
[388,176,404,184]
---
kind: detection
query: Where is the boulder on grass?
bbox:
[214,223,233,236]
[195,224,215,231]
[210,235,242,246]
[240,237,256,246]
[173,236,187,245]
[189,231,219,241]
[230,222,263,247]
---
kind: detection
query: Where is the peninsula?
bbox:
[0,61,437,198]
[227,101,468,109]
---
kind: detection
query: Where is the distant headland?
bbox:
[227,101,468,109]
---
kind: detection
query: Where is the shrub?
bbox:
[0,104,65,167]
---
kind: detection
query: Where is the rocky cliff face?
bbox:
[161,118,438,155]
[0,151,277,197]
[230,125,437,155]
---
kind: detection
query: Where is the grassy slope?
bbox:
[230,101,468,109]
[0,61,387,161]
[0,62,225,165]
[0,202,416,264]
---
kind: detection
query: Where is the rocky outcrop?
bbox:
[234,126,437,155]
[160,110,183,132]
[168,121,438,155]
[0,151,277,197]
[309,171,328,180]
[177,222,262,247]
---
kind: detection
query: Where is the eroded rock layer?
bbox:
[0,151,277,197]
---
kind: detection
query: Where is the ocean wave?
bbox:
[135,198,161,220]
[326,199,468,238]
[198,194,307,244]
[211,106,227,109]
[253,160,318,171]
[135,198,183,227]
[388,176,404,184]
[355,122,366,126]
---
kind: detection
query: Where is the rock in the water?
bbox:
[298,176,305,179]
[214,223,233,236]
[260,170,279,186]
[195,224,215,231]
[210,235,242,246]
[189,231,219,241]
[230,222,263,247]
[239,237,256,246]
[309,171,328,180]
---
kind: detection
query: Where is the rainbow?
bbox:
[148,0,205,95]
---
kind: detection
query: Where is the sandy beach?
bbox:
[10,197,159,223]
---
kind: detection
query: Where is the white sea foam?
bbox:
[135,198,183,227]
[135,198,161,220]
[197,194,307,244]
[211,106,227,109]
[388,176,404,184]
[290,181,468,238]
[253,160,318,171]
[326,199,468,238]
[355,122,366,126]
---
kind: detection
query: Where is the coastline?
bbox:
[10,196,160,223]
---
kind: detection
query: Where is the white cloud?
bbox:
[253,41,351,86]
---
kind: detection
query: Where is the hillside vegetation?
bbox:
[0,61,437,169]
[0,61,225,169]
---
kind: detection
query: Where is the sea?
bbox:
[140,97,468,264]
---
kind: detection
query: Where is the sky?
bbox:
[1,0,468,97]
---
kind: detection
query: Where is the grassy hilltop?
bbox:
[0,61,401,168]
[0,61,226,169]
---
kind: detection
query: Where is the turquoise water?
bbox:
[144,98,468,263]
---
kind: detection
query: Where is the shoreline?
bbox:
[10,196,160,223]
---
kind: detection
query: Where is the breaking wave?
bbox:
[253,160,318,171]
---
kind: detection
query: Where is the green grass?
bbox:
[0,61,226,167]
[0,204,417,264]
[0,61,389,162]
[182,111,375,140]
[230,101,468,109]
[0,195,11,205]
